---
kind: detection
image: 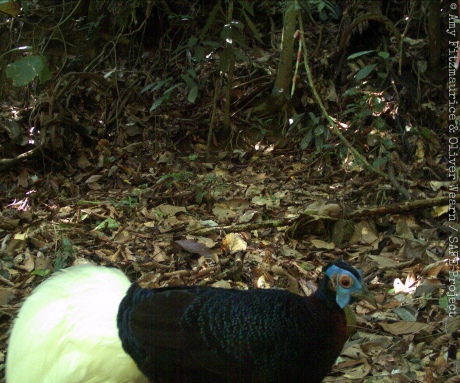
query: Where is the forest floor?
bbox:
[0,131,457,382]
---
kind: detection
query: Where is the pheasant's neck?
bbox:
[314,277,341,310]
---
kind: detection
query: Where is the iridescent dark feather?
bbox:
[118,261,367,383]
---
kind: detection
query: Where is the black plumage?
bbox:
[118,260,373,383]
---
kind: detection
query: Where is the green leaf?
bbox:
[237,0,254,16]
[373,117,388,131]
[231,20,244,31]
[241,9,263,44]
[232,30,250,50]
[342,87,359,96]
[355,64,377,80]
[164,83,181,95]
[314,125,324,136]
[308,112,319,124]
[53,257,66,271]
[199,2,222,40]
[120,196,138,206]
[195,189,207,205]
[6,54,51,86]
[201,40,221,48]
[181,74,196,88]
[300,130,312,149]
[378,51,390,59]
[0,0,22,16]
[187,37,198,48]
[149,83,181,111]
[94,218,119,231]
[234,49,249,62]
[381,138,396,149]
[152,78,172,91]
[347,50,375,60]
[187,69,197,78]
[141,77,172,94]
[61,237,73,249]
[438,295,449,310]
[220,47,231,72]
[140,83,155,93]
[0,45,32,59]
[187,86,199,103]
[150,93,169,111]
[193,46,205,61]
[221,24,233,40]
[372,97,385,113]
[315,136,324,151]
[417,59,427,73]
[372,157,387,168]
[287,113,305,132]
[31,269,52,277]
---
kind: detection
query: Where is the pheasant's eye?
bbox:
[339,274,353,288]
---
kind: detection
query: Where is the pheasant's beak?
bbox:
[352,284,377,308]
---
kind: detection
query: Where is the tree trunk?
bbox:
[272,3,298,106]
[427,0,441,70]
